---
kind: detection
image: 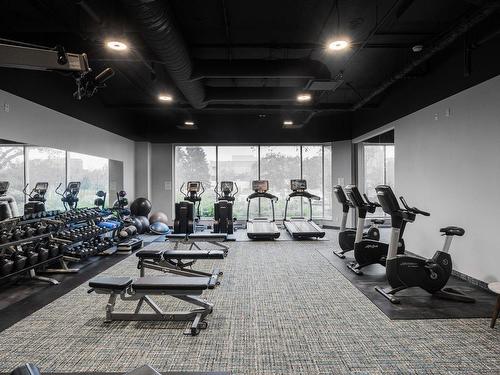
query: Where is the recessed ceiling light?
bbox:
[158,94,173,102]
[106,40,128,51]
[283,120,294,125]
[412,44,423,53]
[184,121,195,126]
[297,93,312,102]
[328,40,349,51]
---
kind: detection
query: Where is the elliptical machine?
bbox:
[344,185,405,275]
[23,182,48,215]
[174,181,204,234]
[56,182,80,210]
[0,181,19,220]
[333,185,383,258]
[374,185,475,304]
[213,181,238,234]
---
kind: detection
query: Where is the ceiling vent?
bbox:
[305,79,343,91]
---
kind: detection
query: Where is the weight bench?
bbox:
[88,275,216,336]
[136,247,225,282]
[166,232,229,255]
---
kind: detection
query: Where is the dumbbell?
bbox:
[11,253,27,270]
[37,247,49,263]
[24,248,39,266]
[0,256,14,276]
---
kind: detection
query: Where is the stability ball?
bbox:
[149,211,169,225]
[130,197,152,217]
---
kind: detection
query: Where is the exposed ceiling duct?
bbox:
[122,0,206,109]
[352,0,500,111]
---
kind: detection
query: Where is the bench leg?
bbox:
[490,296,500,328]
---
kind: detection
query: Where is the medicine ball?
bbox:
[137,216,150,234]
[150,222,170,235]
[149,211,169,225]
[130,197,152,217]
[131,217,143,234]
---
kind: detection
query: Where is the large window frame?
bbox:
[173,144,333,220]
[0,144,109,209]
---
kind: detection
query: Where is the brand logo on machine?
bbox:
[365,244,378,249]
[400,262,418,267]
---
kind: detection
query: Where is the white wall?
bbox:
[331,140,354,227]
[150,144,174,219]
[382,75,500,283]
[134,142,151,199]
[0,89,135,197]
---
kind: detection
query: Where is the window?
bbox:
[0,146,25,206]
[260,146,301,219]
[174,146,217,218]
[323,145,333,220]
[363,144,395,217]
[217,146,258,220]
[68,152,109,208]
[302,145,323,219]
[26,147,66,210]
[174,144,333,220]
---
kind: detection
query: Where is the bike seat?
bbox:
[371,219,385,225]
[440,226,465,236]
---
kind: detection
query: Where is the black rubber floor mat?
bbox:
[319,248,496,320]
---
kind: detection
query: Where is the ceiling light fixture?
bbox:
[158,94,173,102]
[184,121,195,126]
[327,40,349,51]
[283,120,294,126]
[412,44,424,53]
[297,93,312,102]
[106,40,128,51]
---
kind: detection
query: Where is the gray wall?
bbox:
[150,144,174,220]
[0,89,135,197]
[384,75,500,283]
[330,140,354,227]
[134,142,151,199]
[108,159,124,204]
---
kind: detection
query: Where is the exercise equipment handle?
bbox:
[199,182,205,196]
[399,196,430,216]
[363,193,381,207]
[55,183,63,196]
[179,183,186,197]
[233,182,238,197]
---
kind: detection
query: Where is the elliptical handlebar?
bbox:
[22,183,31,198]
[199,182,205,197]
[179,183,186,197]
[55,182,64,196]
[399,196,430,216]
[233,182,238,197]
[363,193,381,208]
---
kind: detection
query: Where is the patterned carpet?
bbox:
[0,235,499,374]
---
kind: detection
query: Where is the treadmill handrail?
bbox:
[284,191,319,222]
[246,192,278,202]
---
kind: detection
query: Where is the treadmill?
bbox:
[246,180,280,240]
[283,179,326,239]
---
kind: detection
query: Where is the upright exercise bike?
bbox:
[213,181,238,234]
[344,185,405,275]
[333,185,383,258]
[23,182,48,215]
[56,182,80,210]
[374,185,475,304]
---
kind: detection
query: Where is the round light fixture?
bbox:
[412,44,424,53]
[184,121,195,126]
[106,40,128,51]
[158,94,173,102]
[297,93,312,102]
[328,40,349,51]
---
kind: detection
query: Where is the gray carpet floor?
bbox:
[0,233,499,374]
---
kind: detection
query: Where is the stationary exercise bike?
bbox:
[213,181,238,234]
[374,185,475,304]
[56,181,80,210]
[344,185,405,275]
[23,182,48,215]
[333,185,383,258]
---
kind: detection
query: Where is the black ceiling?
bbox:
[1,0,500,142]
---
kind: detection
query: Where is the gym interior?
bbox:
[0,1,499,374]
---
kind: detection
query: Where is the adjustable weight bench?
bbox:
[136,247,225,282]
[88,275,216,336]
[166,232,229,255]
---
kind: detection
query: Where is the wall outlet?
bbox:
[164,181,172,190]
[3,103,9,112]
[445,108,451,117]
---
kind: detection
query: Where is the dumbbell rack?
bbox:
[44,210,116,273]
[0,231,62,285]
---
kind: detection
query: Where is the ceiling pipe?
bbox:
[122,0,206,109]
[191,59,331,80]
[352,0,500,111]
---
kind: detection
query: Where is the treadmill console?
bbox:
[290,179,307,192]
[187,181,201,192]
[252,180,269,193]
[220,181,233,193]
[0,181,9,195]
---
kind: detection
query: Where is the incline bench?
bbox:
[88,275,217,336]
[166,232,229,254]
